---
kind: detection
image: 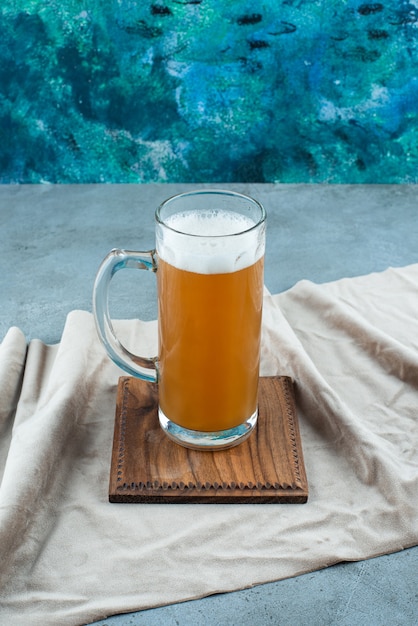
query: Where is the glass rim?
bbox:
[155,189,266,239]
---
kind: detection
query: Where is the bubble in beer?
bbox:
[157,209,264,274]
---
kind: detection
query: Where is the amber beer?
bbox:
[156,209,264,433]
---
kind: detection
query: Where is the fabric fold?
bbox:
[0,265,417,626]
[0,330,27,479]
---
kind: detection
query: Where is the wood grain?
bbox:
[109,376,308,503]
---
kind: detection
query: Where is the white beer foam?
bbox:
[157,209,264,274]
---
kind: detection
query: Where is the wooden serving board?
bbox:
[109,376,308,503]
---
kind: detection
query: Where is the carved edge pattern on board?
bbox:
[115,377,130,487]
[282,376,305,490]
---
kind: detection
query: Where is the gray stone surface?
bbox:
[1,183,417,625]
[2,183,417,343]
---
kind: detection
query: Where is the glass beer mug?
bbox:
[93,190,266,450]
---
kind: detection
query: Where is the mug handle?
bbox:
[93,248,159,382]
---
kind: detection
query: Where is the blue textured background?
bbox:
[1,1,417,183]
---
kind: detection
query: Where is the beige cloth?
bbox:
[1,265,418,625]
